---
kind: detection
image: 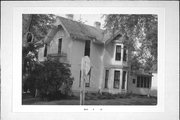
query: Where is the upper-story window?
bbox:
[84,40,91,57]
[44,44,47,57]
[123,46,127,62]
[58,38,62,54]
[115,45,121,61]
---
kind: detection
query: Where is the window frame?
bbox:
[121,71,126,89]
[115,45,121,61]
[58,38,62,54]
[44,44,47,57]
[104,70,109,88]
[123,46,127,62]
[84,40,91,57]
[136,75,152,88]
[113,70,120,89]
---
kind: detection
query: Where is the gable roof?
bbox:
[52,16,106,44]
[43,16,126,46]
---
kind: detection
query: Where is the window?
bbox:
[123,46,127,61]
[58,38,62,54]
[114,70,120,89]
[104,70,109,88]
[79,70,81,87]
[27,32,33,43]
[44,44,47,57]
[85,68,91,87]
[115,45,121,61]
[122,71,126,89]
[136,75,151,88]
[79,69,91,87]
[133,79,136,84]
[140,76,143,87]
[137,76,140,87]
[84,40,91,57]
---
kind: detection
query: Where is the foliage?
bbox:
[103,14,158,71]
[27,14,56,41]
[22,14,56,89]
[22,14,74,100]
[24,60,74,100]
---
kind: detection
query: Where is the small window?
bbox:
[114,70,120,89]
[44,44,47,57]
[58,38,62,54]
[84,40,91,57]
[115,45,121,61]
[27,32,33,43]
[104,70,109,88]
[133,79,136,84]
[123,46,127,61]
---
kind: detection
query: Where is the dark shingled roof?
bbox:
[58,16,105,43]
[43,16,110,45]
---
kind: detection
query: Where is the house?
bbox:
[37,15,157,96]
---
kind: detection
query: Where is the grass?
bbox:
[22,92,157,105]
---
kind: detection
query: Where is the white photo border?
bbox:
[12,6,165,113]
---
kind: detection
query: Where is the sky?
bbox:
[57,14,106,29]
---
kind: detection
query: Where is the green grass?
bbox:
[22,93,157,105]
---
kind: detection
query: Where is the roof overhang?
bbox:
[105,31,123,45]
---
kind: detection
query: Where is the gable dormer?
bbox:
[105,32,128,66]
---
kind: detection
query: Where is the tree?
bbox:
[22,14,74,100]
[103,14,157,71]
[22,14,56,89]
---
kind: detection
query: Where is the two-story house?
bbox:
[37,15,156,96]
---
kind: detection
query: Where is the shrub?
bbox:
[24,59,74,100]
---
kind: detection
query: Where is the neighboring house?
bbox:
[37,15,157,96]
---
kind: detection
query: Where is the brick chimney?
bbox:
[66,14,74,20]
[94,21,101,29]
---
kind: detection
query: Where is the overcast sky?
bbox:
[57,14,106,29]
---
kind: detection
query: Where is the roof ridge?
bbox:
[57,16,104,32]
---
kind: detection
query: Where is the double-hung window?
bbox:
[104,70,109,88]
[84,40,91,57]
[114,70,120,89]
[58,38,62,54]
[123,46,127,61]
[122,71,126,89]
[115,45,121,61]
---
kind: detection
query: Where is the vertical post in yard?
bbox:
[80,56,90,105]
[80,58,85,105]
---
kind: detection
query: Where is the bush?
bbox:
[24,60,74,100]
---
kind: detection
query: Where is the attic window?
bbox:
[26,32,34,43]
[84,40,91,57]
[115,45,121,61]
[58,38,62,54]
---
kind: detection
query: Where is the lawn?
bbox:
[22,93,157,105]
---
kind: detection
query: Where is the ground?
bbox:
[22,93,157,105]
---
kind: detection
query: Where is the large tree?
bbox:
[103,14,158,71]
